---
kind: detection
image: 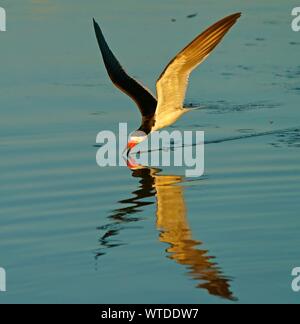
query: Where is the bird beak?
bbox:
[125,141,137,156]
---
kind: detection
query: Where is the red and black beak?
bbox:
[126,141,137,156]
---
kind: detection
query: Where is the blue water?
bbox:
[0,0,300,303]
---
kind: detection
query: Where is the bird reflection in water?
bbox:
[96,157,236,301]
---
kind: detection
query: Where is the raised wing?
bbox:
[93,19,157,117]
[155,13,241,117]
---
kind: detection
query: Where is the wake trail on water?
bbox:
[137,126,300,154]
[205,126,300,144]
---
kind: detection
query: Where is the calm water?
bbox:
[1,0,300,304]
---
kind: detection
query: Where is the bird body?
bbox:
[93,13,241,153]
[151,108,189,132]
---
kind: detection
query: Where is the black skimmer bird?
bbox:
[93,13,241,155]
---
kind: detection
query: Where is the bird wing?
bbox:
[93,19,157,117]
[155,13,241,118]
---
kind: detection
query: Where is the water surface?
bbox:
[0,0,300,303]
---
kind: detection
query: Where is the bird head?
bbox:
[126,131,147,155]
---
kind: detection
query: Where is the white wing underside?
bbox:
[153,13,241,131]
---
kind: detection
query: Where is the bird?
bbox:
[93,12,241,155]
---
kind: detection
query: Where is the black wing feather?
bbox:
[93,19,157,117]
